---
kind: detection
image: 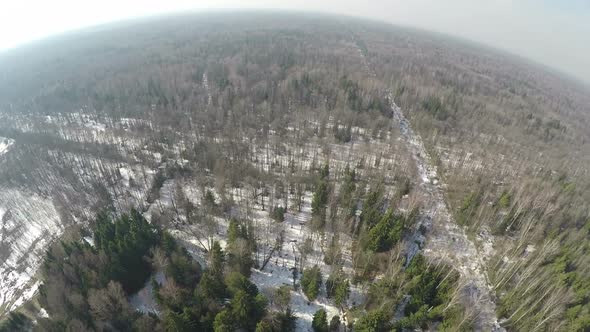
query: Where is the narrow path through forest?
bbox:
[353,36,504,331]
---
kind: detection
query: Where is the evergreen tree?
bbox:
[232,290,255,324]
[280,308,297,331]
[359,187,383,231]
[312,181,329,216]
[329,315,341,332]
[209,241,225,276]
[229,289,267,330]
[225,271,259,298]
[312,309,329,332]
[227,218,241,244]
[163,309,197,332]
[340,165,356,206]
[312,162,331,222]
[365,209,406,252]
[204,189,217,210]
[0,312,29,332]
[319,163,330,180]
[334,279,350,308]
[93,210,159,293]
[213,309,234,332]
[166,248,202,288]
[256,319,274,332]
[196,270,226,301]
[271,206,286,222]
[227,219,255,276]
[353,310,389,332]
[301,265,323,301]
[326,274,350,308]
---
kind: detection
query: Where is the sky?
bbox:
[1,0,589,83]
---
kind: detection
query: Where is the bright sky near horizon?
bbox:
[1,0,589,83]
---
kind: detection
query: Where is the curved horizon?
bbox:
[1,1,589,84]
[1,8,588,89]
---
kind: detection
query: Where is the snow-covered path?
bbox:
[354,37,503,331]
[203,72,213,107]
[387,94,503,331]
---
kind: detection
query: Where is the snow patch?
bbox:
[129,271,166,315]
[119,167,131,187]
[0,137,14,156]
[39,307,49,318]
[83,236,95,247]
[0,189,63,314]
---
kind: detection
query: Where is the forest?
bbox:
[0,12,589,331]
[1,208,463,331]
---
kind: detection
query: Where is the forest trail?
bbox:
[203,72,213,106]
[353,38,504,331]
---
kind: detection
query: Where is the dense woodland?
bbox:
[1,12,590,331]
[2,211,275,331]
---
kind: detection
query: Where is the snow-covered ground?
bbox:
[0,137,14,157]
[130,271,166,315]
[0,98,400,325]
[0,118,157,316]
[0,189,63,313]
[248,194,343,331]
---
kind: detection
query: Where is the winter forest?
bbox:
[1,12,590,332]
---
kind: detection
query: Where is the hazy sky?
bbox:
[1,0,589,83]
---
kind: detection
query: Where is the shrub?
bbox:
[271,206,286,222]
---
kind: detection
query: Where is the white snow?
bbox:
[248,201,342,330]
[129,271,166,315]
[119,167,131,187]
[524,244,536,255]
[10,281,40,310]
[83,236,95,247]
[0,189,63,313]
[0,137,14,156]
[38,307,49,318]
